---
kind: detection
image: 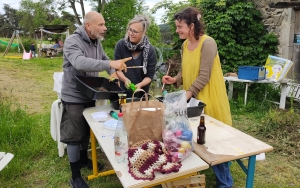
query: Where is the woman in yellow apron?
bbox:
[162,7,233,188]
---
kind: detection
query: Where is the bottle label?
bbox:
[115,151,121,156]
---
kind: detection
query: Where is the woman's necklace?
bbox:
[132,51,140,57]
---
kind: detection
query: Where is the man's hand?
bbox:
[108,72,119,86]
[110,57,132,72]
[109,72,118,81]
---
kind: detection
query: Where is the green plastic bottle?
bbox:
[128,83,137,91]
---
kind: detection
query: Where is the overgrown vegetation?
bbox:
[259,107,300,160]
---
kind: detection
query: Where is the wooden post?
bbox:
[2,32,15,57]
[39,26,43,57]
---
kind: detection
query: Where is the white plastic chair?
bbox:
[286,81,300,102]
[50,99,66,157]
[0,152,14,171]
[51,72,66,157]
[53,72,63,99]
[51,72,106,156]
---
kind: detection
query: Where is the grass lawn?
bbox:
[0,54,299,188]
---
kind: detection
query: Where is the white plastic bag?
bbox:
[163,90,194,162]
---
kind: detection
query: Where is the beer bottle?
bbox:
[197,116,206,144]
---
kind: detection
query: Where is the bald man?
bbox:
[60,11,131,188]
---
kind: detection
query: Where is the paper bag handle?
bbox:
[130,89,148,103]
[130,89,161,110]
[140,93,157,102]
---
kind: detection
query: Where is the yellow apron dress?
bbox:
[182,35,232,126]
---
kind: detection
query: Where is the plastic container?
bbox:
[155,97,206,118]
[238,66,266,81]
[187,102,206,118]
[110,96,146,110]
[154,78,163,98]
[114,113,128,163]
[75,76,124,100]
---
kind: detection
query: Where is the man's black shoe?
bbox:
[79,158,104,171]
[69,177,89,188]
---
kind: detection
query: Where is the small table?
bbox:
[224,76,289,109]
[189,115,273,188]
[83,105,209,188]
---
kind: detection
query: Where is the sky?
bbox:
[0,0,181,25]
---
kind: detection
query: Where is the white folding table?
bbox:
[224,76,289,109]
[83,105,209,188]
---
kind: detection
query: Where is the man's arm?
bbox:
[63,37,111,72]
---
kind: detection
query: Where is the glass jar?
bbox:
[118,93,127,112]
[118,93,126,105]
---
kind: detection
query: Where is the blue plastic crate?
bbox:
[238,66,266,81]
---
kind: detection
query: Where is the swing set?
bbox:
[2,30,31,59]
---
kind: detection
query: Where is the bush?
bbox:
[165,0,279,73]
[0,37,36,53]
[199,0,278,72]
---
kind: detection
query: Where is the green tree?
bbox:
[57,0,88,25]
[101,0,161,49]
[199,0,278,72]
[0,4,21,37]
[153,0,279,73]
[18,0,58,37]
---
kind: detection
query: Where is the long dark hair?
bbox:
[174,7,205,40]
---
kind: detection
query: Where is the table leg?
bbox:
[228,81,233,99]
[246,155,256,188]
[279,83,288,109]
[90,129,99,176]
[244,83,249,106]
[88,129,116,180]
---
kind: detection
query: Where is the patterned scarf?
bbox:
[124,35,150,74]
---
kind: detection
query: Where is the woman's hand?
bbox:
[135,83,142,90]
[186,90,193,101]
[125,78,131,89]
[162,75,176,85]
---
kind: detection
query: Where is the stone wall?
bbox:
[252,0,300,81]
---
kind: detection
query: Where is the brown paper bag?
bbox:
[121,89,165,146]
